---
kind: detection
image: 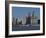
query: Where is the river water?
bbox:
[12,24,40,31]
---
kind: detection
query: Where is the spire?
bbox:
[32,10,35,19]
[28,12,31,17]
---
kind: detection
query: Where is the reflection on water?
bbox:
[12,24,40,31]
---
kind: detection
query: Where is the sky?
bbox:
[12,7,40,19]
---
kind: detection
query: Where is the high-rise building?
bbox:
[31,11,39,25]
[26,12,31,24]
[22,17,26,25]
[16,18,18,25]
[12,17,16,27]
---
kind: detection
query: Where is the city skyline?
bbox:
[12,7,40,31]
[12,7,40,24]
